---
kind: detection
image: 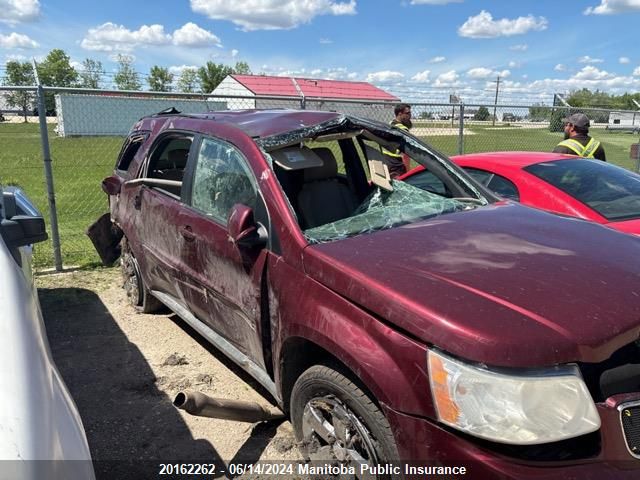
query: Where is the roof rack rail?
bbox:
[155,107,181,116]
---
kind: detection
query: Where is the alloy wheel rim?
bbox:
[301,395,380,479]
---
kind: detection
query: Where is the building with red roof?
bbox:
[211,74,400,121]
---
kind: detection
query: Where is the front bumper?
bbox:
[383,394,640,480]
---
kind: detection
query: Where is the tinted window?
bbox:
[191,137,257,224]
[464,168,520,201]
[116,132,148,172]
[402,169,450,196]
[525,159,640,221]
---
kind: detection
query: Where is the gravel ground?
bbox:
[36,267,302,480]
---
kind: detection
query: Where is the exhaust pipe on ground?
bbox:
[173,391,285,423]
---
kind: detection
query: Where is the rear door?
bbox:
[179,135,268,368]
[119,132,194,301]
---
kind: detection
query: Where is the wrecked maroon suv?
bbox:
[98,109,640,478]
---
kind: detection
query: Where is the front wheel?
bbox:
[290,365,400,479]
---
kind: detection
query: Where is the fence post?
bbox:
[457,103,465,155]
[34,81,63,271]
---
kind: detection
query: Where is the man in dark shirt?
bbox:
[552,113,606,161]
[382,103,413,177]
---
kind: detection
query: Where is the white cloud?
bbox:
[190,0,356,31]
[433,70,459,86]
[509,44,528,51]
[411,70,431,83]
[231,49,239,57]
[172,22,221,47]
[578,55,604,64]
[410,0,463,4]
[634,66,640,76]
[0,0,39,25]
[169,64,199,75]
[0,31,38,48]
[458,10,547,38]
[585,0,640,15]
[554,63,566,71]
[574,65,613,80]
[319,38,333,44]
[109,53,136,63]
[429,56,446,63]
[82,22,221,52]
[466,67,509,79]
[466,67,492,79]
[508,61,521,68]
[619,56,630,64]
[81,23,171,52]
[366,70,404,83]
[347,72,358,79]
[5,53,26,61]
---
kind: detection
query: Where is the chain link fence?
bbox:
[1,85,639,270]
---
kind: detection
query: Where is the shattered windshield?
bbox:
[305,180,465,243]
[260,112,490,245]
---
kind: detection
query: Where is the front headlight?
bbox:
[427,349,600,445]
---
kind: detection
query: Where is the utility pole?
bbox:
[492,76,500,126]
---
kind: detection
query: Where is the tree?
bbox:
[38,49,78,87]
[3,61,35,122]
[148,66,174,92]
[234,61,251,75]
[113,54,141,91]
[79,58,104,89]
[198,62,233,93]
[473,106,490,121]
[528,103,552,122]
[177,68,200,93]
[37,49,79,114]
[549,109,569,132]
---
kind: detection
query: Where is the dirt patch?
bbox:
[36,268,302,479]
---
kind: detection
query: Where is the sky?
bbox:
[2,0,640,104]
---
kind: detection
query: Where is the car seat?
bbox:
[297,147,359,229]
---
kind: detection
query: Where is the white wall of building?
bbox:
[55,94,225,136]
[210,77,255,109]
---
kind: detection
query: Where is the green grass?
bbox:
[2,122,639,269]
[1,123,122,268]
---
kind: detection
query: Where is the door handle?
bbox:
[180,225,196,241]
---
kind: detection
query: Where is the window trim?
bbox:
[141,130,195,199]
[115,131,150,174]
[463,167,520,201]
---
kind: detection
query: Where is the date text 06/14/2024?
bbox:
[158,463,468,476]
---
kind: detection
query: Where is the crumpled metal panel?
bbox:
[305,180,464,243]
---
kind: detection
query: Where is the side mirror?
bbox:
[1,190,47,248]
[102,175,123,196]
[227,204,267,249]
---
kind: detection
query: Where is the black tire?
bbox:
[290,364,400,479]
[120,240,164,313]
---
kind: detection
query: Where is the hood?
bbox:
[302,203,640,367]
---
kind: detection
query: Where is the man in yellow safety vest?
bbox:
[382,103,413,177]
[553,113,606,161]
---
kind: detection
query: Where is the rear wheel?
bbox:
[290,365,400,479]
[120,240,163,313]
